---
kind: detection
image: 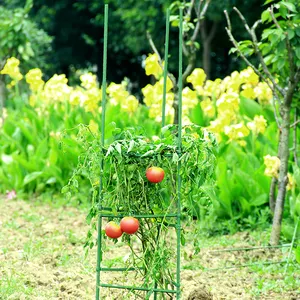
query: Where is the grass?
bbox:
[0,196,299,299]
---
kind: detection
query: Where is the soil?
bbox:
[0,197,299,300]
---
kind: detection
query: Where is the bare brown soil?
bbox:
[0,198,299,299]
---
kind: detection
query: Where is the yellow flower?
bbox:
[142,78,174,111]
[208,116,230,138]
[0,57,23,82]
[182,87,198,108]
[29,94,38,106]
[287,173,296,191]
[69,88,87,106]
[240,67,259,85]
[83,88,102,112]
[42,74,71,103]
[144,53,163,79]
[241,84,256,99]
[263,155,280,178]
[254,82,272,105]
[80,72,98,90]
[88,119,99,134]
[186,68,206,89]
[247,115,267,134]
[200,97,215,118]
[216,91,240,114]
[107,82,129,105]
[122,95,139,113]
[203,78,222,98]
[237,140,247,147]
[25,68,44,92]
[224,122,250,140]
[220,71,242,93]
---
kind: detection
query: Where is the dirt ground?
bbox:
[0,197,299,300]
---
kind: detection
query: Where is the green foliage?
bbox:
[66,124,217,221]
[65,124,216,292]
[0,0,52,69]
[260,1,300,73]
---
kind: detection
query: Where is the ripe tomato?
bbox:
[105,221,123,239]
[146,166,165,183]
[120,217,139,234]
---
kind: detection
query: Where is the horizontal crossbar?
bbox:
[99,213,179,218]
[99,266,144,272]
[99,283,177,293]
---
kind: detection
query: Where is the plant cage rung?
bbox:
[98,266,145,272]
[99,283,177,294]
[98,213,179,218]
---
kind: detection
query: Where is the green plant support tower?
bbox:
[95,4,184,299]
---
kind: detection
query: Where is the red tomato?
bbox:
[146,167,165,183]
[105,221,123,239]
[120,217,139,234]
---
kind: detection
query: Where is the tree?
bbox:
[0,0,52,116]
[225,0,300,245]
[2,0,266,86]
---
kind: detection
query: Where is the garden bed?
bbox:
[0,197,299,299]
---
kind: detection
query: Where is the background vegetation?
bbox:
[0,0,299,248]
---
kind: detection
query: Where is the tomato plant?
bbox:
[105,221,123,239]
[120,216,139,234]
[76,124,216,294]
[146,166,165,183]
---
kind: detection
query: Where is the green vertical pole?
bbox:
[161,8,170,131]
[176,7,183,300]
[96,4,108,300]
[153,9,170,300]
[284,217,299,274]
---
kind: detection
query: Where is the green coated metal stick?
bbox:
[100,283,177,293]
[99,213,178,218]
[161,8,170,132]
[210,244,293,253]
[96,4,108,300]
[284,217,299,274]
[176,7,184,300]
[100,267,144,272]
[202,259,289,272]
[153,223,162,300]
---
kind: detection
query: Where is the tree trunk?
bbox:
[269,177,277,213]
[270,105,291,245]
[200,21,218,80]
[172,88,179,125]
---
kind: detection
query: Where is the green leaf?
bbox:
[1,154,13,164]
[61,185,69,194]
[115,143,122,155]
[172,152,179,163]
[264,0,276,5]
[127,140,135,153]
[281,2,296,12]
[261,10,272,23]
[287,29,295,40]
[73,178,79,188]
[295,47,300,60]
[250,194,268,206]
[23,171,43,185]
[239,96,262,118]
[180,233,186,246]
[46,177,56,184]
[141,150,155,157]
